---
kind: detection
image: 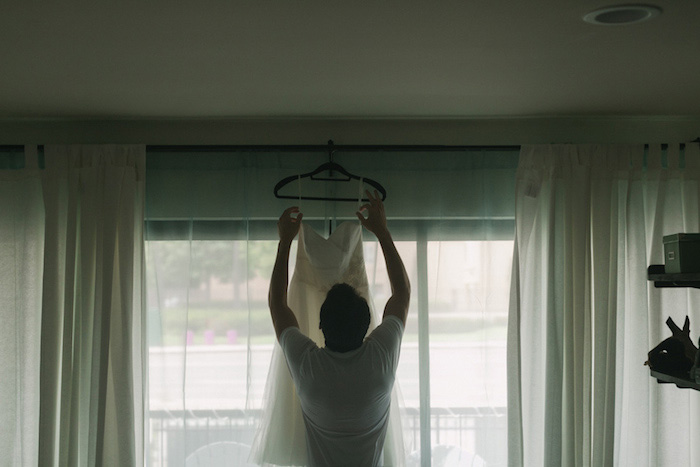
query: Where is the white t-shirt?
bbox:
[279,315,404,467]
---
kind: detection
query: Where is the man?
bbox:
[268,190,411,467]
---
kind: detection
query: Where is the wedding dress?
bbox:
[250,221,405,466]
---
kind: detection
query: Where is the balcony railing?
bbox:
[148,407,506,466]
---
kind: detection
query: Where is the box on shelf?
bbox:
[663,233,700,274]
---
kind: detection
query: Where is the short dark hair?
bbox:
[319,283,370,352]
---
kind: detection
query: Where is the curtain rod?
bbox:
[148,144,522,152]
[0,144,521,153]
[2,142,698,153]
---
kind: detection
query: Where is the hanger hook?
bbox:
[327,139,335,163]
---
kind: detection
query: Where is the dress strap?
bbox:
[297,175,302,210]
[358,177,364,204]
[357,177,364,222]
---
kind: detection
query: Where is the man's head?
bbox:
[319,283,370,352]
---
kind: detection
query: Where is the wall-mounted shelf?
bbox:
[650,370,700,390]
[647,265,700,391]
[647,265,700,289]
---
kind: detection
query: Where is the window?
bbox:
[145,148,517,466]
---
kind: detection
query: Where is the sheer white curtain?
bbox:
[38,145,146,466]
[1,144,146,466]
[508,143,700,467]
[0,147,44,467]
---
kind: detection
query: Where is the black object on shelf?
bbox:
[650,369,700,390]
[647,265,700,289]
[645,269,700,391]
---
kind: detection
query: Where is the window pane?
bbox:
[147,239,284,465]
[146,238,512,466]
[364,241,421,452]
[427,240,512,467]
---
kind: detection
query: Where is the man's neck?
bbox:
[325,341,361,353]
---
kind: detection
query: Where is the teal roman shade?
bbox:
[145,148,518,240]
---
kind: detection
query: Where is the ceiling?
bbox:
[2,1,699,119]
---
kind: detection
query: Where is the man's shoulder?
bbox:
[365,315,404,351]
[371,315,404,336]
[279,326,318,356]
[279,325,302,343]
[381,314,404,330]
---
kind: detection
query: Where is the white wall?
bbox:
[1,116,699,145]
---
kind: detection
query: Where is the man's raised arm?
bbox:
[356,191,411,325]
[269,207,302,339]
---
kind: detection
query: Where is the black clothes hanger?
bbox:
[273,140,387,202]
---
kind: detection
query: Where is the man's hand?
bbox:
[356,190,388,238]
[278,206,303,244]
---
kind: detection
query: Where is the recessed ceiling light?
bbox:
[583,4,662,25]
